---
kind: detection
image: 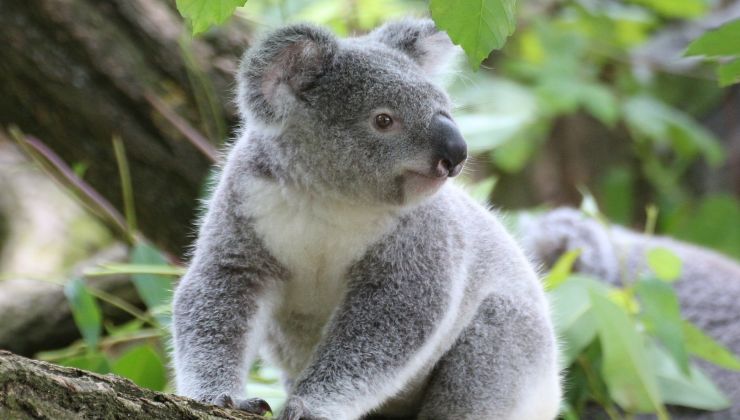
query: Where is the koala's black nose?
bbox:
[430,114,467,177]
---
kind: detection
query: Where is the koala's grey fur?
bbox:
[521,208,740,419]
[172,19,560,420]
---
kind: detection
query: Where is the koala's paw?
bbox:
[213,392,272,416]
[277,397,328,420]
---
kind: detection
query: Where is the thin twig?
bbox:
[112,135,138,237]
[143,92,219,163]
[7,127,129,236]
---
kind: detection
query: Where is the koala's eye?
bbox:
[374,113,394,130]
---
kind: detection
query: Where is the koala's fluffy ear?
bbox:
[238,24,337,122]
[368,18,461,80]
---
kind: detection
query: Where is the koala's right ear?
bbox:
[368,18,461,81]
[238,24,337,122]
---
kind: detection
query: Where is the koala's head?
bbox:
[236,19,466,206]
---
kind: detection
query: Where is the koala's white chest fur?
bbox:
[240,178,396,318]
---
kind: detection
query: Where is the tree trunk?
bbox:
[0,0,249,257]
[0,350,262,419]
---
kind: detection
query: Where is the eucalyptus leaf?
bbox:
[58,353,111,374]
[544,249,582,291]
[636,278,690,374]
[589,291,666,414]
[685,19,740,57]
[718,58,740,87]
[646,247,682,282]
[64,277,102,349]
[176,0,247,34]
[683,321,740,371]
[549,276,607,366]
[430,0,517,69]
[131,243,174,325]
[111,345,167,391]
[649,343,730,411]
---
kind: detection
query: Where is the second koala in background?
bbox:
[522,208,740,420]
[172,19,560,420]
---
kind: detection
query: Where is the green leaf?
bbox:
[544,249,582,290]
[176,0,247,35]
[549,276,600,366]
[623,95,724,166]
[683,321,740,371]
[646,248,682,282]
[629,0,708,18]
[468,177,498,204]
[685,19,740,57]
[58,353,111,374]
[649,343,731,411]
[578,83,620,127]
[430,0,518,70]
[718,58,740,87]
[111,345,167,391]
[589,291,666,414]
[131,243,174,325]
[636,278,690,374]
[64,277,102,349]
[85,263,185,277]
[492,135,536,173]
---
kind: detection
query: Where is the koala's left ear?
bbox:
[238,24,338,122]
[367,18,461,79]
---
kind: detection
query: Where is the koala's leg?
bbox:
[172,264,273,406]
[277,230,460,420]
[172,200,284,410]
[418,294,561,420]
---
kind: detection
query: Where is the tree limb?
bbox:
[0,350,263,420]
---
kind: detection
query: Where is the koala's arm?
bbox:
[172,183,283,405]
[281,221,457,420]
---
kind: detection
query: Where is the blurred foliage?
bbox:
[551,232,740,418]
[20,0,740,418]
[685,18,740,86]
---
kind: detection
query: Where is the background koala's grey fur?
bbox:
[172,19,560,420]
[521,208,740,419]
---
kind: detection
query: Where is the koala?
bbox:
[172,19,561,420]
[521,208,740,419]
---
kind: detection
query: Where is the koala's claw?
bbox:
[214,393,272,416]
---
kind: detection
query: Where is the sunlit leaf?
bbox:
[64,277,102,349]
[176,0,247,34]
[646,248,682,282]
[589,291,666,414]
[492,134,538,173]
[649,343,731,410]
[683,321,740,371]
[636,278,690,374]
[544,249,582,291]
[85,264,185,277]
[58,353,111,374]
[468,177,498,204]
[430,0,517,69]
[685,19,740,57]
[111,345,167,391]
[718,58,740,87]
[131,243,174,325]
[629,0,708,18]
[549,276,602,366]
[623,95,724,166]
[578,83,619,127]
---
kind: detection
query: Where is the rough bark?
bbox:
[0,245,143,357]
[0,0,250,257]
[0,350,262,420]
